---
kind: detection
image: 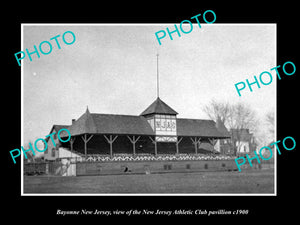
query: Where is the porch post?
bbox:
[104,135,118,158]
[149,136,157,156]
[70,137,74,152]
[175,137,183,154]
[81,134,94,158]
[127,135,141,156]
[83,134,87,157]
[70,136,76,157]
[208,138,217,146]
[190,137,201,154]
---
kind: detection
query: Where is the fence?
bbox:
[24,155,274,176]
[24,158,76,176]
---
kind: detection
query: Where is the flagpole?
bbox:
[156,53,159,98]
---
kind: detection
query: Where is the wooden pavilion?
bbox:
[46,97,230,160]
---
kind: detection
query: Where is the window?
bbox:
[164,164,172,170]
[155,115,176,132]
[51,148,55,157]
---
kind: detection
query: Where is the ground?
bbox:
[23,168,274,194]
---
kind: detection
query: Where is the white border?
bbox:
[21,23,277,196]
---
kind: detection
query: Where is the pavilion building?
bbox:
[44,97,231,161]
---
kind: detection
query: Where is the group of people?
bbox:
[78,153,234,162]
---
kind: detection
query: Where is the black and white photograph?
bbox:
[4,3,298,221]
[21,24,276,195]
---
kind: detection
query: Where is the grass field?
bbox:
[23,169,274,194]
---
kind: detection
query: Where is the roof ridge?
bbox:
[53,124,70,127]
[177,118,214,122]
[90,113,140,117]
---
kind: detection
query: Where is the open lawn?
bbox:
[23,169,274,194]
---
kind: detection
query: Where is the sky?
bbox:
[22,24,276,147]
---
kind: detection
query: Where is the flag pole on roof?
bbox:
[156,53,159,98]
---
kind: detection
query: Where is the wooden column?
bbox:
[70,137,76,157]
[127,135,140,156]
[190,137,201,154]
[208,138,218,153]
[208,138,217,146]
[81,134,93,158]
[175,137,183,154]
[104,135,118,158]
[149,136,157,156]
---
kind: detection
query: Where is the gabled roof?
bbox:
[68,110,154,136]
[62,109,229,138]
[90,113,154,135]
[140,97,178,116]
[177,118,229,138]
[45,124,70,142]
[230,129,253,142]
[53,125,70,132]
[68,107,98,135]
[215,117,230,137]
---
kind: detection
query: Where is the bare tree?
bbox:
[227,102,257,130]
[229,102,258,155]
[265,111,275,139]
[202,99,231,125]
[203,100,258,156]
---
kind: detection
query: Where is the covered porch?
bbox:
[61,133,224,158]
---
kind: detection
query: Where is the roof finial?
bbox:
[86,105,90,113]
[156,53,159,98]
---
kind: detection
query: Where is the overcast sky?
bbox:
[22,24,276,146]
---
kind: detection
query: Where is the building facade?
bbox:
[45,97,231,160]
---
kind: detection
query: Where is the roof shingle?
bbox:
[140,97,178,116]
[65,111,229,138]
